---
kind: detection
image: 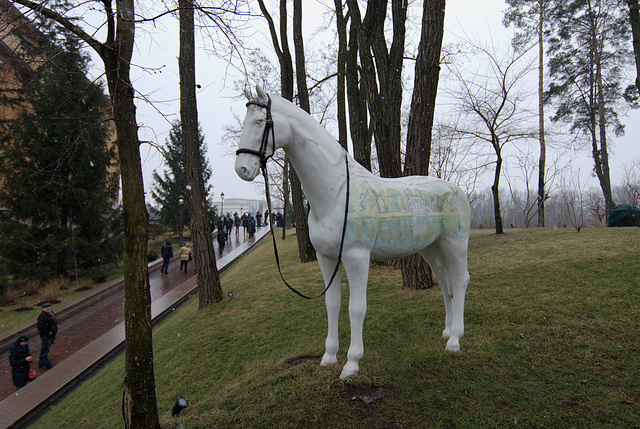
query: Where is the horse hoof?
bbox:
[339,362,359,379]
[445,342,461,352]
[320,354,337,367]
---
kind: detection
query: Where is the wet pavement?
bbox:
[0,226,269,404]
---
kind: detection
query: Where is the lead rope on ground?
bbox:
[261,151,350,300]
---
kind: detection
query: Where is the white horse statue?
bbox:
[235,86,471,379]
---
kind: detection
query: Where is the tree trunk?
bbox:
[291,0,316,263]
[178,0,223,309]
[400,0,445,290]
[492,144,504,235]
[345,4,371,170]
[282,159,290,240]
[537,0,547,227]
[101,14,161,429]
[349,0,406,179]
[334,0,348,150]
[628,0,640,99]
[595,59,616,214]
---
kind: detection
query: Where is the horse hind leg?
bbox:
[317,253,341,367]
[419,237,470,352]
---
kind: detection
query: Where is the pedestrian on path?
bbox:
[234,212,241,236]
[248,215,256,239]
[37,302,57,369]
[217,226,228,255]
[179,243,192,272]
[161,239,173,274]
[9,335,33,390]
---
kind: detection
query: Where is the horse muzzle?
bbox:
[235,153,260,181]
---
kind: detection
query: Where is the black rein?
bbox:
[236,94,350,300]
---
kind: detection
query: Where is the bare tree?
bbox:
[179,0,224,309]
[11,0,160,426]
[617,157,640,210]
[585,187,607,226]
[444,41,536,234]
[432,121,489,201]
[400,0,446,289]
[257,0,314,259]
[347,0,407,179]
[505,148,564,227]
[291,0,316,262]
[504,0,559,227]
[560,169,586,232]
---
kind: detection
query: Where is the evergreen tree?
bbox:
[546,0,636,213]
[0,32,121,280]
[150,120,212,228]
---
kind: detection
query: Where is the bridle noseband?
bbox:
[235,95,275,169]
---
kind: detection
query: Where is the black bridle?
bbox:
[236,94,350,300]
[235,95,275,169]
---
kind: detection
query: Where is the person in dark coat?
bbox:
[248,215,256,239]
[37,303,57,369]
[217,226,228,254]
[256,211,262,227]
[160,239,173,274]
[225,215,233,235]
[216,216,225,231]
[233,212,241,236]
[9,335,33,390]
[242,213,248,237]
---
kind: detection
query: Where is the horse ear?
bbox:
[243,86,252,100]
[256,85,268,103]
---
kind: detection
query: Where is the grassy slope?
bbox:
[32,228,640,428]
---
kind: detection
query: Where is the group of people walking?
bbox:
[214,211,257,255]
[7,208,286,391]
[160,239,193,275]
[8,302,58,390]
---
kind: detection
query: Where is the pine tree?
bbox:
[150,120,212,229]
[546,0,635,214]
[0,32,121,279]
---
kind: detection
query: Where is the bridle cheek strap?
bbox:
[236,95,275,169]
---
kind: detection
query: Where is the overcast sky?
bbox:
[83,0,637,205]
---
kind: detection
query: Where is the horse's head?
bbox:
[235,85,290,182]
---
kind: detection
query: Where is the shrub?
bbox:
[148,249,158,262]
[90,265,111,284]
[23,279,41,296]
[39,277,67,304]
[0,287,20,306]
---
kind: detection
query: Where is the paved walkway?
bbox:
[0,226,271,428]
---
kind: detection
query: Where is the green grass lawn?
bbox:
[31,227,640,428]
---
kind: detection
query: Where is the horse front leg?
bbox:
[317,253,341,367]
[340,250,370,379]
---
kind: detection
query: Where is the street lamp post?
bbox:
[178,194,185,246]
[220,192,225,217]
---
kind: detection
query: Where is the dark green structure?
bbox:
[607,204,640,227]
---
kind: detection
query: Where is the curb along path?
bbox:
[0,227,270,428]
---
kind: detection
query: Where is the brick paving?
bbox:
[0,229,259,401]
